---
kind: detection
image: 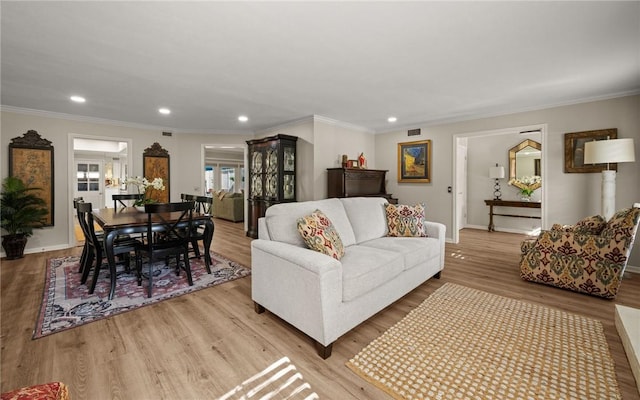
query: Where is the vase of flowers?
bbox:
[124,176,166,208]
[508,176,541,201]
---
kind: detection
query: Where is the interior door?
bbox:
[75,160,104,208]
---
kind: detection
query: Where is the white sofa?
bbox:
[251,197,446,358]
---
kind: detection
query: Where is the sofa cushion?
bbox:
[341,245,404,302]
[385,203,428,237]
[360,236,439,271]
[265,199,357,248]
[297,210,345,260]
[339,197,389,243]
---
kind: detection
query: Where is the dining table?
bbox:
[92,206,214,300]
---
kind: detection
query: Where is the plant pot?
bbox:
[2,234,28,259]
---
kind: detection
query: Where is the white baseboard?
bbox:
[0,243,75,259]
[464,224,539,236]
[626,265,640,274]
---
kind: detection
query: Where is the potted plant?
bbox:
[1,176,48,259]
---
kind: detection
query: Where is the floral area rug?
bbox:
[34,252,250,339]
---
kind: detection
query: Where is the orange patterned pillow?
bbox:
[297,209,345,260]
[385,203,428,237]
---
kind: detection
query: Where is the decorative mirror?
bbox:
[508,139,541,189]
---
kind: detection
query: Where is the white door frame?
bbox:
[200,143,249,230]
[451,123,548,244]
[68,134,133,247]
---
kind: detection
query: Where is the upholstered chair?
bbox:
[520,206,640,299]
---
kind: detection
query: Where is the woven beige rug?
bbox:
[346,283,620,400]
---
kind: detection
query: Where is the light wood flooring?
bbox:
[1,223,639,399]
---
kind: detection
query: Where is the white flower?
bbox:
[124,176,165,194]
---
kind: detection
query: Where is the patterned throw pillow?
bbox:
[551,215,606,235]
[385,203,428,237]
[297,209,345,260]
[601,208,640,238]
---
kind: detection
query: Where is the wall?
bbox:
[466,131,542,232]
[257,115,374,201]
[1,110,253,254]
[375,95,640,267]
[312,117,375,200]
[257,117,315,201]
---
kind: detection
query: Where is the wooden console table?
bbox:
[484,199,541,232]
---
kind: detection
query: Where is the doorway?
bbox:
[201,144,248,229]
[451,124,547,243]
[68,134,132,246]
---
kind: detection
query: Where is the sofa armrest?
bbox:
[251,239,343,346]
[251,240,341,275]
[425,221,446,269]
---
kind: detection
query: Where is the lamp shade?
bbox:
[489,166,505,179]
[584,138,636,164]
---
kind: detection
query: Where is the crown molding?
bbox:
[312,115,374,134]
[374,90,640,135]
[258,114,373,136]
[0,105,254,135]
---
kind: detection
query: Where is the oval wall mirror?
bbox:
[509,139,541,188]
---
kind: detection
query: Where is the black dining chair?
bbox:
[180,194,214,265]
[112,193,143,210]
[136,201,196,297]
[76,202,142,294]
[73,197,88,273]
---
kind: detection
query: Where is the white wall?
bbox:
[258,118,315,201]
[466,132,542,232]
[1,110,253,253]
[375,95,640,266]
[257,115,374,201]
[312,118,375,200]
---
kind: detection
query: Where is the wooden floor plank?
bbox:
[1,222,639,399]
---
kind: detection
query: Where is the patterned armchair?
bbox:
[520,206,640,299]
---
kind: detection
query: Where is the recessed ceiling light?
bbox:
[238,115,249,122]
[70,95,86,103]
[158,108,171,115]
[388,116,397,123]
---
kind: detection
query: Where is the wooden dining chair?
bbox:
[136,201,195,297]
[76,202,142,294]
[73,197,88,273]
[112,193,143,210]
[180,194,214,266]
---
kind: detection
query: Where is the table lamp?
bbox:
[489,164,505,200]
[584,138,635,220]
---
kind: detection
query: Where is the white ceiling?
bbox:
[2,2,639,134]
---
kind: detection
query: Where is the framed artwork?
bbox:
[143,142,170,203]
[9,130,54,226]
[564,129,617,173]
[398,139,431,183]
[347,160,359,168]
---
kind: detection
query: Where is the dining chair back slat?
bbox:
[112,193,143,210]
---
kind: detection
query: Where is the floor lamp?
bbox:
[584,138,636,221]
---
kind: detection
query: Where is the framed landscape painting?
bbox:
[398,140,431,183]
